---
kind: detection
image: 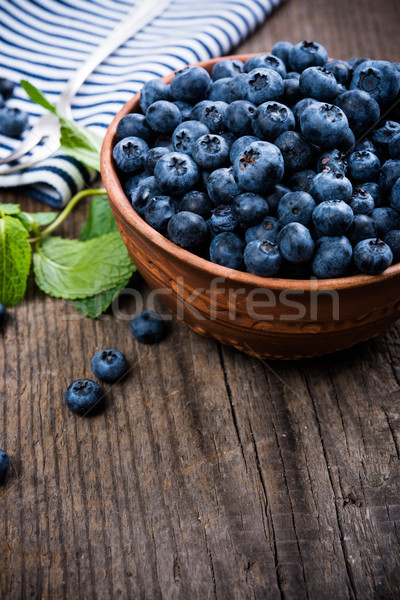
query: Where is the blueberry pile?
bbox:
[114,41,400,278]
[0,78,29,138]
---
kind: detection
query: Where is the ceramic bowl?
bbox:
[101,54,400,359]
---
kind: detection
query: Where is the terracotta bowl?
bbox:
[101,54,400,359]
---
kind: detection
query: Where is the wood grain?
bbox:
[1,0,400,598]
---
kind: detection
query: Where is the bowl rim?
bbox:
[101,53,400,293]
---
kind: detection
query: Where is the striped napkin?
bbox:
[0,0,282,207]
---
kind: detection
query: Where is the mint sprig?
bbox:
[0,82,137,317]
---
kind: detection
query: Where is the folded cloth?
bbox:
[0,0,283,207]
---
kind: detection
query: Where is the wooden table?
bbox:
[1,0,400,597]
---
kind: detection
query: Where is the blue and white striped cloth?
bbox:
[0,0,282,207]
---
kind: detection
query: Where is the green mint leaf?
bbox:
[0,215,32,307]
[17,211,58,232]
[80,194,118,241]
[20,80,57,114]
[73,277,130,318]
[0,203,21,216]
[33,232,136,300]
[59,115,102,172]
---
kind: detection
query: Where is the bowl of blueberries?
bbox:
[101,40,400,359]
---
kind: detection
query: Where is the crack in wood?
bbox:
[217,345,248,472]
[303,374,357,600]
[248,420,284,600]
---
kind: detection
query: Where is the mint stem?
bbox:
[29,188,107,243]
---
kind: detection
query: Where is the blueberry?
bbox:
[371,121,400,155]
[353,238,393,274]
[167,211,208,248]
[199,101,228,134]
[278,223,315,264]
[145,195,177,232]
[285,72,301,81]
[316,149,347,174]
[209,205,238,233]
[113,136,149,174]
[245,216,282,245]
[229,135,259,164]
[383,230,400,262]
[349,189,375,215]
[252,101,295,140]
[300,102,349,149]
[146,100,182,134]
[310,170,352,203]
[65,379,105,416]
[274,130,313,173]
[264,184,291,212]
[130,310,166,344]
[154,152,199,195]
[0,106,29,138]
[145,147,171,174]
[244,54,286,78]
[334,90,380,137]
[226,73,248,103]
[0,78,15,100]
[209,232,244,269]
[347,214,378,245]
[139,79,170,113]
[391,178,400,212]
[0,303,7,327]
[91,350,128,383]
[351,60,400,105]
[289,41,328,72]
[231,193,269,227]
[116,113,153,143]
[282,78,303,107]
[278,191,316,227]
[299,66,340,102]
[206,167,240,205]
[288,170,316,194]
[271,41,294,70]
[312,236,353,278]
[207,78,232,102]
[225,100,256,136]
[379,159,400,193]
[170,66,211,103]
[371,207,400,236]
[312,200,354,235]
[192,134,230,170]
[243,68,284,105]
[212,58,243,81]
[233,141,284,194]
[173,100,193,120]
[180,191,214,219]
[190,100,213,121]
[0,450,9,483]
[358,182,383,207]
[244,240,283,276]
[292,97,320,126]
[129,176,161,217]
[172,120,209,156]
[324,60,352,86]
[354,139,377,154]
[389,133,400,159]
[153,134,174,150]
[348,150,380,182]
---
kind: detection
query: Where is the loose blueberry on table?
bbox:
[91,350,128,384]
[113,40,400,278]
[130,310,166,344]
[0,450,9,484]
[65,379,105,416]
